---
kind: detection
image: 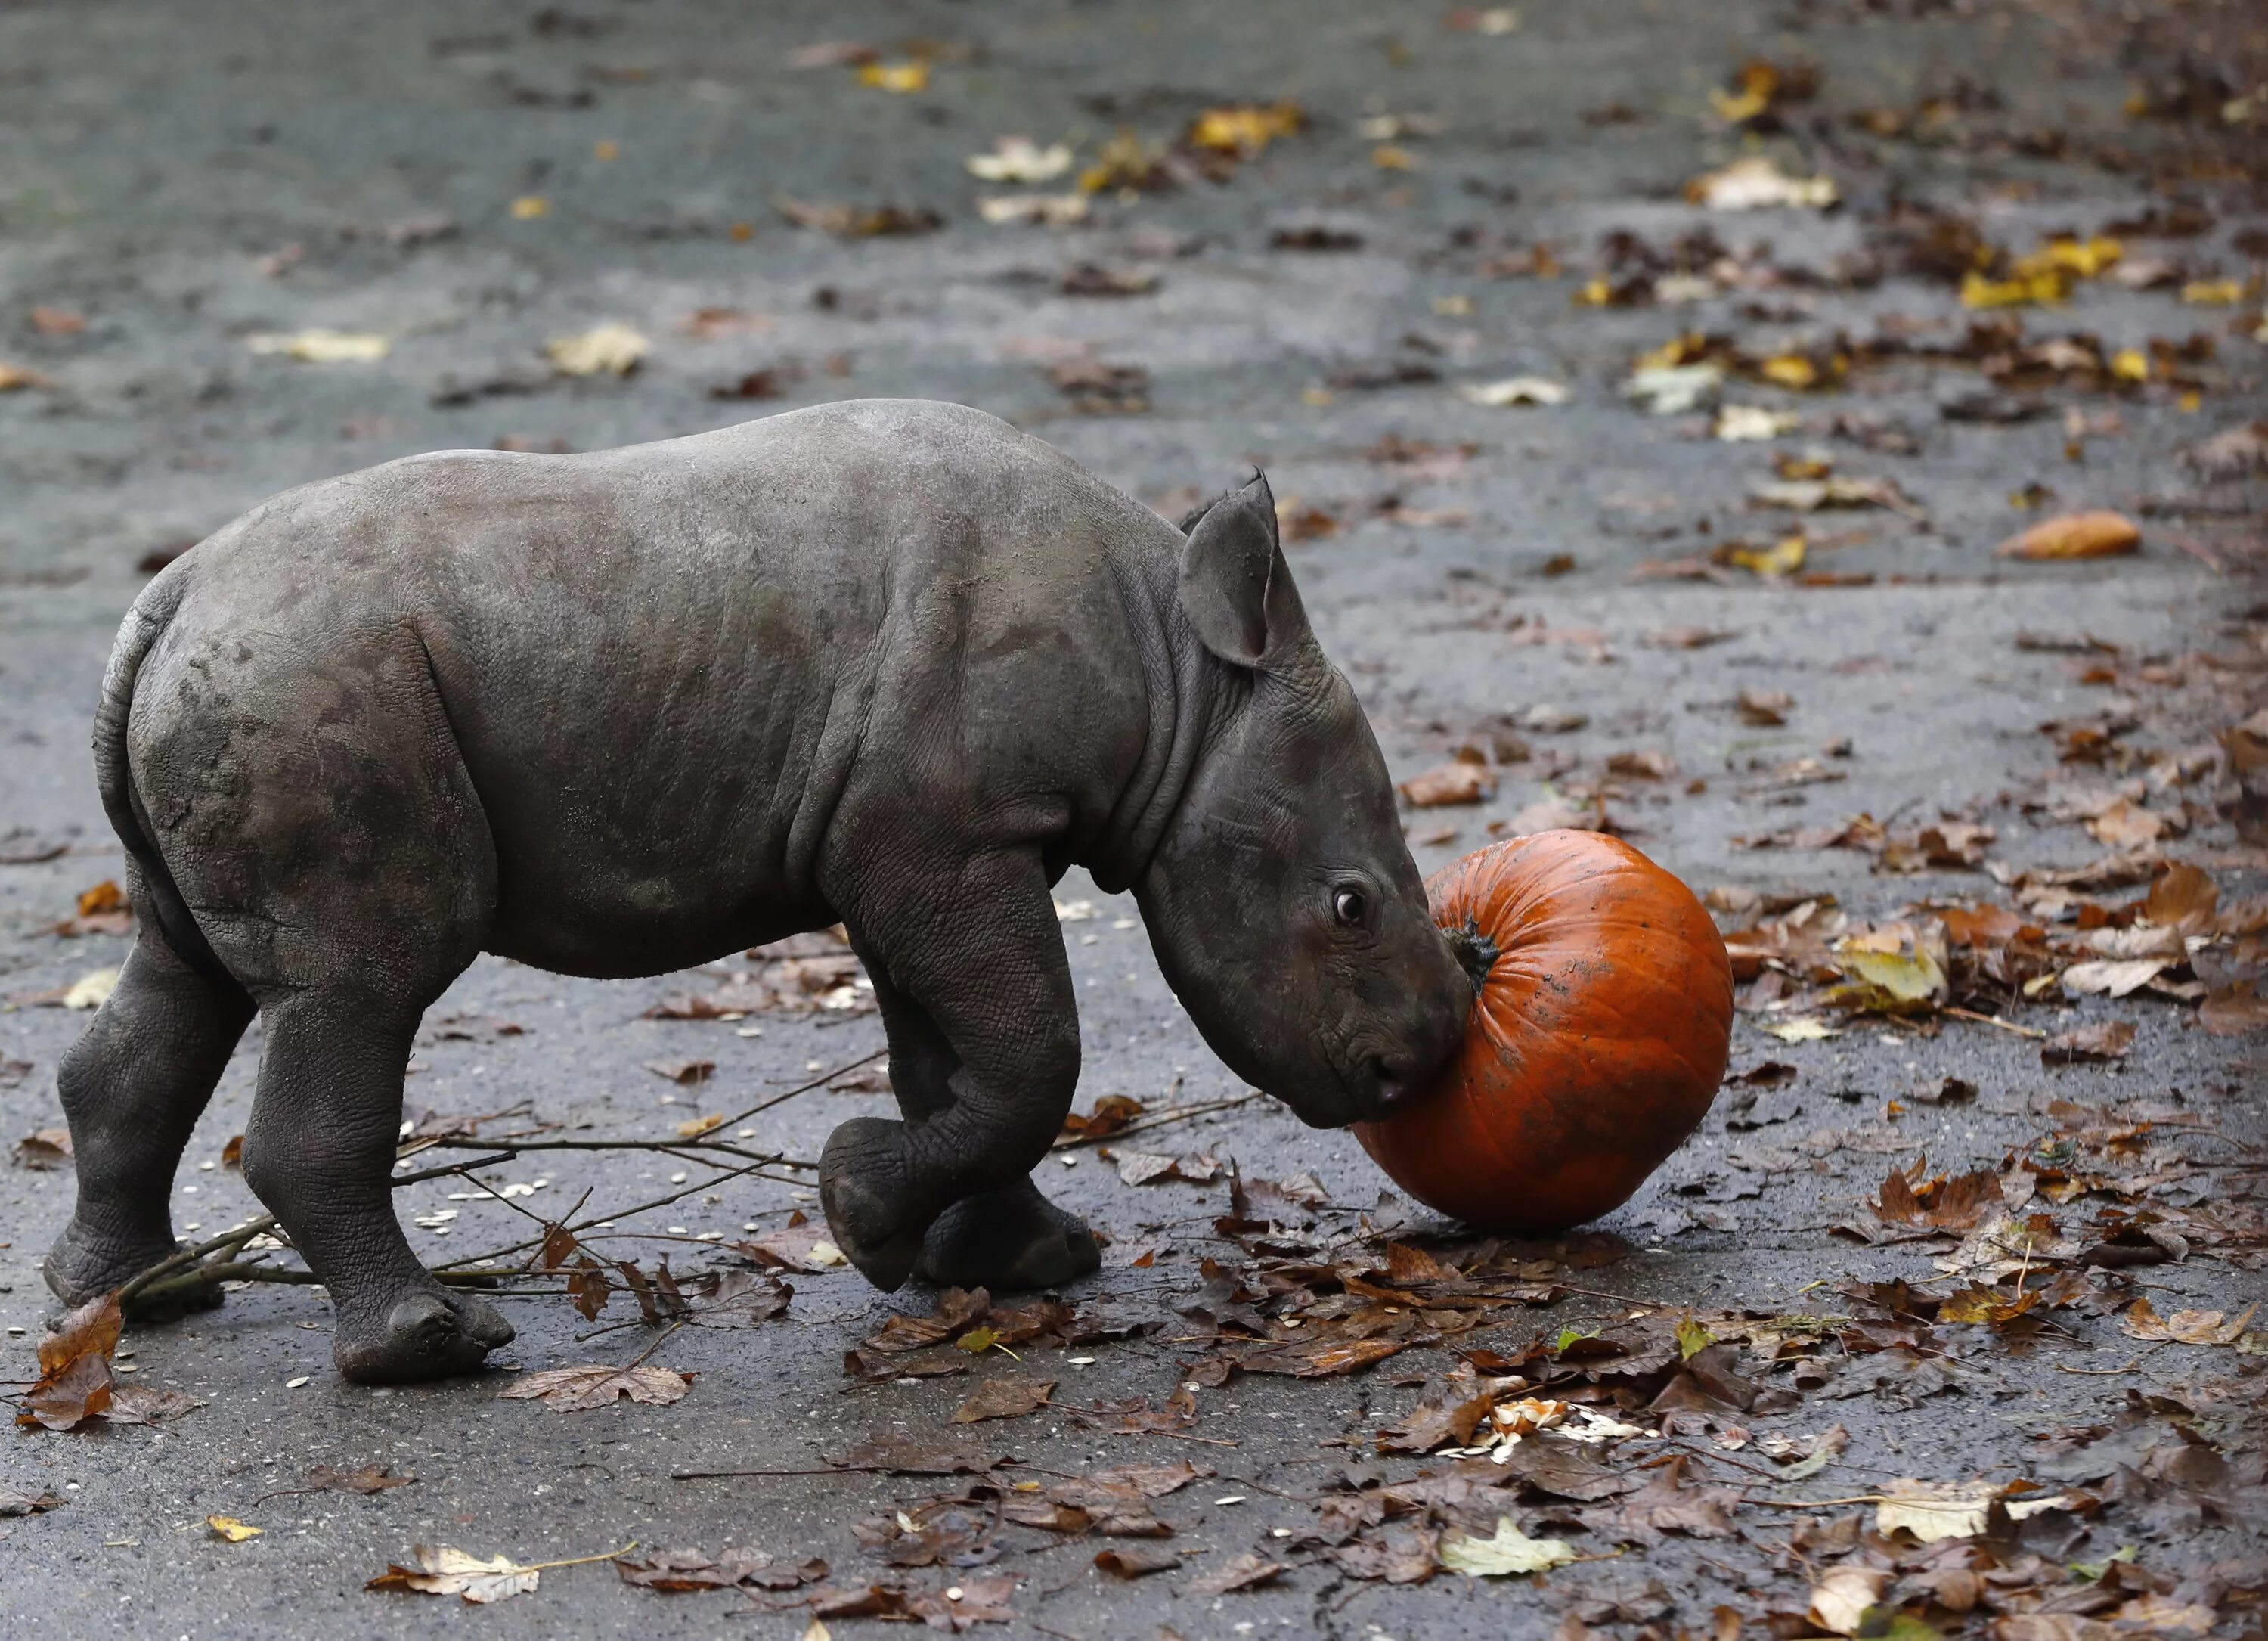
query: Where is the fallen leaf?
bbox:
[1094,1544,1181,1577]
[1808,1565,1888,1634]
[1715,405,1801,441]
[13,1128,73,1169]
[368,1544,541,1603]
[0,1481,66,1515]
[965,136,1070,182]
[206,1515,262,1542]
[2059,957,2168,998]
[1190,1550,1290,1594]
[614,1545,828,1592]
[2040,1022,2135,1064]
[2120,1297,2256,1345]
[1997,512,2139,561]
[1760,1016,1839,1041]
[1684,156,1836,209]
[856,60,928,94]
[1625,362,1723,414]
[1459,377,1567,408]
[1438,1517,1575,1577]
[546,323,650,378]
[2189,420,2268,480]
[646,1058,715,1086]
[976,194,1089,227]
[15,1292,121,1430]
[62,968,118,1010]
[245,329,392,363]
[952,1376,1055,1425]
[2201,982,2268,1036]
[1187,103,1305,158]
[500,1363,693,1410]
[1399,760,1495,807]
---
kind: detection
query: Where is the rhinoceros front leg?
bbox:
[861,962,1101,1292]
[820,847,1083,1292]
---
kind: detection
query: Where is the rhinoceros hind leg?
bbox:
[915,1177,1101,1292]
[45,917,253,1320]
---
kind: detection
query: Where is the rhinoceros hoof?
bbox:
[916,1181,1101,1292]
[819,1118,928,1292]
[45,1221,221,1322]
[333,1289,515,1385]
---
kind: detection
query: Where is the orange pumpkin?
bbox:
[1356,830,1733,1233]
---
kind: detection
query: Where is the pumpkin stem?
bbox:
[1443,917,1499,994]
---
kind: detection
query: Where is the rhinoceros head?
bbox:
[1136,473,1474,1129]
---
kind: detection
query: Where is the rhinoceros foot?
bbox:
[333,1289,515,1385]
[916,1179,1101,1292]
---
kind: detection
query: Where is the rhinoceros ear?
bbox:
[1177,471,1309,667]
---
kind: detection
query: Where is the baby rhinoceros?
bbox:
[48,399,1473,1383]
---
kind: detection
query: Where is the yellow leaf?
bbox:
[510,195,550,219]
[1758,353,1818,389]
[857,60,928,94]
[206,1515,262,1542]
[1371,144,1417,171]
[1187,102,1305,158]
[1726,534,1806,577]
[1960,268,2068,309]
[245,329,392,364]
[2181,278,2244,306]
[2109,348,2149,382]
[2011,235,2121,280]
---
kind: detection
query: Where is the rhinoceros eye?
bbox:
[1333,887,1368,926]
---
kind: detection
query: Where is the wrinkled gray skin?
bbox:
[45,399,1472,1383]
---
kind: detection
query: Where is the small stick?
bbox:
[1050,1092,1264,1151]
[1942,1007,2047,1040]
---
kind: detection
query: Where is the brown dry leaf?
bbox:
[2143,864,2217,934]
[2087,799,2164,848]
[0,1480,67,1515]
[367,1544,541,1603]
[951,1377,1055,1423]
[614,1546,827,1592]
[13,1128,73,1169]
[2040,1022,2135,1065]
[500,1363,692,1411]
[1737,687,1792,727]
[1399,759,1495,807]
[732,1219,847,1273]
[15,1292,121,1430]
[2120,1297,2256,1345]
[1190,1551,1290,1594]
[1094,1543,1182,1578]
[2189,420,2268,479]
[646,1058,715,1086]
[1875,1164,2004,1232]
[1996,511,2140,561]
[1331,1525,1440,1584]
[2200,982,2268,1036]
[1594,1456,1739,1543]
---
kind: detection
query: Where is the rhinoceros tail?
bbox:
[93,564,234,982]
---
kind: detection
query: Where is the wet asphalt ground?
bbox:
[2,2,2264,1637]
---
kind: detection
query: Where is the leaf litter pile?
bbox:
[4,0,2266,1633]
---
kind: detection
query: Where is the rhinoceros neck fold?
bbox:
[1083,544,1216,895]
